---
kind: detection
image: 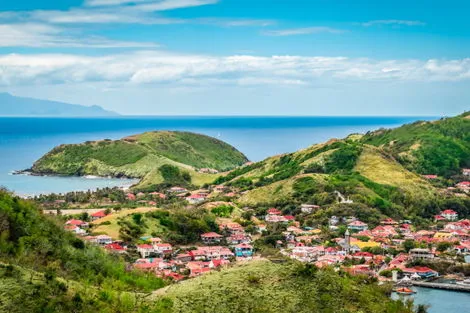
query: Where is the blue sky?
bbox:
[0,0,469,115]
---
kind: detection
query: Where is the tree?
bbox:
[403,239,416,252]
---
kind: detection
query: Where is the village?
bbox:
[57,168,470,290]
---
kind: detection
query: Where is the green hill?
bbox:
[0,190,164,313]
[362,112,470,177]
[156,260,414,313]
[29,131,249,187]
[217,114,470,221]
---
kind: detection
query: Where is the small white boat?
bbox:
[456,279,470,286]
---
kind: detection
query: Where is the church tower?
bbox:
[344,229,350,254]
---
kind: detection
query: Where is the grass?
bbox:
[156,260,414,313]
[91,207,161,238]
[238,174,327,206]
[32,131,248,187]
[354,146,434,197]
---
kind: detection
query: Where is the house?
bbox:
[434,215,447,222]
[91,210,107,221]
[213,185,226,193]
[168,186,188,194]
[201,232,223,244]
[410,248,434,260]
[352,251,374,261]
[150,192,166,199]
[220,222,245,234]
[457,181,470,192]
[235,243,253,258]
[300,204,320,214]
[402,266,438,278]
[199,168,219,174]
[267,208,282,215]
[256,224,267,233]
[104,243,127,254]
[137,244,155,258]
[227,234,251,245]
[64,225,87,235]
[126,193,136,201]
[149,237,163,245]
[380,218,398,226]
[189,246,234,260]
[348,220,368,232]
[284,215,295,222]
[65,219,89,228]
[441,209,458,221]
[463,169,470,176]
[94,235,112,245]
[154,243,172,254]
[265,215,288,223]
[371,225,398,238]
[185,194,206,204]
[423,175,438,180]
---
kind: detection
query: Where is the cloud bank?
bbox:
[0,51,468,87]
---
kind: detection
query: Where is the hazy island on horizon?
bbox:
[0,92,117,117]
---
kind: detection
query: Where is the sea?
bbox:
[1,115,470,311]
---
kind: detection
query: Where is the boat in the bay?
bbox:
[456,279,470,286]
[394,287,417,295]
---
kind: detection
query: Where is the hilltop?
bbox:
[363,112,470,177]
[0,92,117,117]
[217,113,470,221]
[29,131,249,188]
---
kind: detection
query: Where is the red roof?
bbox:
[187,194,206,199]
[201,232,223,238]
[267,208,281,215]
[137,244,153,249]
[91,210,107,218]
[105,243,125,251]
[284,215,295,221]
[442,209,457,215]
[66,219,85,226]
[423,175,438,179]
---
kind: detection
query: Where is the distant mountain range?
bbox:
[0,93,118,117]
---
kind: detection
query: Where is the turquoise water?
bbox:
[0,116,427,195]
[393,287,470,312]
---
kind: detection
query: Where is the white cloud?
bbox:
[361,20,426,27]
[129,0,219,12]
[262,27,345,36]
[0,51,469,87]
[30,9,184,25]
[0,23,157,48]
[85,0,219,10]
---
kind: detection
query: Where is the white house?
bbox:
[94,235,112,245]
[347,220,368,232]
[300,204,320,214]
[441,209,458,221]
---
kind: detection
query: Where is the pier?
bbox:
[411,281,470,292]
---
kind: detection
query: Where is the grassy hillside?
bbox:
[156,260,414,313]
[30,131,248,187]
[362,112,470,177]
[0,190,165,313]
[216,115,470,220]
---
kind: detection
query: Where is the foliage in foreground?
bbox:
[158,260,417,313]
